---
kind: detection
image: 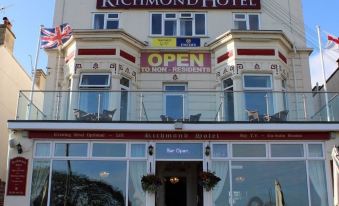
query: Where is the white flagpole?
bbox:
[27,25,44,120]
[316,25,331,121]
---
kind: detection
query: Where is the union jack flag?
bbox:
[40,23,72,49]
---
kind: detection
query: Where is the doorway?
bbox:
[156,161,203,206]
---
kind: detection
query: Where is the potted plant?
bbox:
[198,171,221,191]
[141,174,163,193]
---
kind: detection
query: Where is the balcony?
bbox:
[15,90,339,122]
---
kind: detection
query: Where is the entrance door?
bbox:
[156,161,203,206]
[165,176,187,206]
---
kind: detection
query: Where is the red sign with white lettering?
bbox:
[7,157,28,196]
[29,131,330,141]
[97,0,261,9]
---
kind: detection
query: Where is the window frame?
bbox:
[233,13,260,30]
[163,84,187,120]
[79,73,111,88]
[93,12,120,29]
[150,12,207,37]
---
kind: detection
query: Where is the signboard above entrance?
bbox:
[97,0,261,9]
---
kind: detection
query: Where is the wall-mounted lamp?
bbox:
[205,145,211,156]
[148,145,154,156]
[16,143,23,154]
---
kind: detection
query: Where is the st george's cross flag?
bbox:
[40,23,72,49]
[326,34,339,51]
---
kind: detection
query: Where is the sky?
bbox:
[1,0,339,87]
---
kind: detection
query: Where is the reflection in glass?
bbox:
[35,143,50,157]
[131,144,146,157]
[232,144,266,157]
[129,161,147,206]
[212,161,230,206]
[212,144,228,158]
[271,144,304,157]
[92,143,126,157]
[50,160,126,206]
[308,144,323,157]
[31,160,50,206]
[309,161,328,206]
[232,161,308,206]
[54,143,88,157]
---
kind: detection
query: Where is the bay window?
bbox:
[243,74,273,117]
[79,73,110,114]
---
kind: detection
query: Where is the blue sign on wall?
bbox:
[176,38,201,47]
[156,143,203,159]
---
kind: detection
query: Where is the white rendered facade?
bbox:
[4,0,339,206]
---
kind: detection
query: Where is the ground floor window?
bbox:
[30,141,329,206]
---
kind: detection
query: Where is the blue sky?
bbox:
[1,0,339,86]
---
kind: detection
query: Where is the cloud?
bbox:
[309,49,339,87]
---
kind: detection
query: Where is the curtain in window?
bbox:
[129,161,147,206]
[212,161,229,206]
[30,160,50,206]
[308,160,328,206]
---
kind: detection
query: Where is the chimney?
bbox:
[0,17,15,54]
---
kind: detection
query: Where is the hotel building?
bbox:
[4,0,339,205]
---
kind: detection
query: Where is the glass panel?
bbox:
[271,144,304,157]
[50,160,127,205]
[245,92,273,115]
[152,14,162,35]
[92,143,126,157]
[249,14,259,30]
[79,91,109,113]
[224,89,234,121]
[94,14,104,29]
[308,160,328,206]
[165,20,177,36]
[129,161,147,206]
[131,144,146,157]
[231,161,309,206]
[31,160,50,206]
[165,95,183,119]
[234,20,247,30]
[212,161,230,206]
[234,14,246,19]
[232,144,266,157]
[120,77,130,87]
[308,144,323,157]
[54,143,88,157]
[180,19,192,36]
[165,13,176,18]
[195,14,205,35]
[244,75,271,88]
[108,13,119,18]
[156,143,203,159]
[35,143,50,157]
[223,78,233,89]
[165,85,186,91]
[212,144,228,158]
[120,88,128,121]
[107,20,119,29]
[80,74,110,87]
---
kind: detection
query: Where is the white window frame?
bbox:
[163,84,187,120]
[92,13,120,29]
[79,73,111,88]
[233,13,260,30]
[150,12,207,36]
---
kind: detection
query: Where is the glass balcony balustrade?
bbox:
[15,90,339,122]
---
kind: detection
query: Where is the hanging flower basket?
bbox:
[198,171,221,191]
[141,174,163,193]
